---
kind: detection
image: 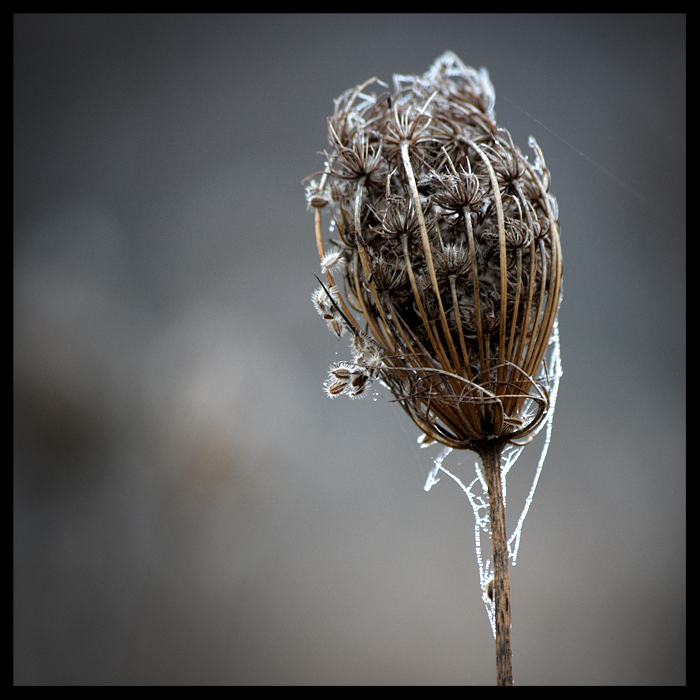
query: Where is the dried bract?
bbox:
[306,51,562,453]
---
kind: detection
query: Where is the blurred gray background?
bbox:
[14,14,685,685]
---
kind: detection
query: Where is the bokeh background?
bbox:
[14,14,685,685]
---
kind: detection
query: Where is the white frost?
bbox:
[423,319,562,635]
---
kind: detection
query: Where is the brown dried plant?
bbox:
[305,52,562,686]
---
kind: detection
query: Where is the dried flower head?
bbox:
[306,51,562,455]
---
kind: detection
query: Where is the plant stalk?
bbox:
[480,442,513,686]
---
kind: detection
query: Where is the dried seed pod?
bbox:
[308,51,562,453]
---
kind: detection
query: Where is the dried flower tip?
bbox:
[311,286,330,316]
[353,348,384,379]
[324,379,348,398]
[350,332,378,360]
[305,179,329,209]
[326,315,346,337]
[320,248,345,274]
[329,363,353,381]
[324,363,372,399]
[348,370,370,399]
[313,285,347,336]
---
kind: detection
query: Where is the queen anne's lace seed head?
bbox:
[307,52,562,452]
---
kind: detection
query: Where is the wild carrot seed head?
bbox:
[306,51,562,452]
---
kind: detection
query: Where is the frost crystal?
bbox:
[424,319,562,634]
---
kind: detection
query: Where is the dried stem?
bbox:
[479,442,513,686]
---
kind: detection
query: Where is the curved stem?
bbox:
[400,141,460,373]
